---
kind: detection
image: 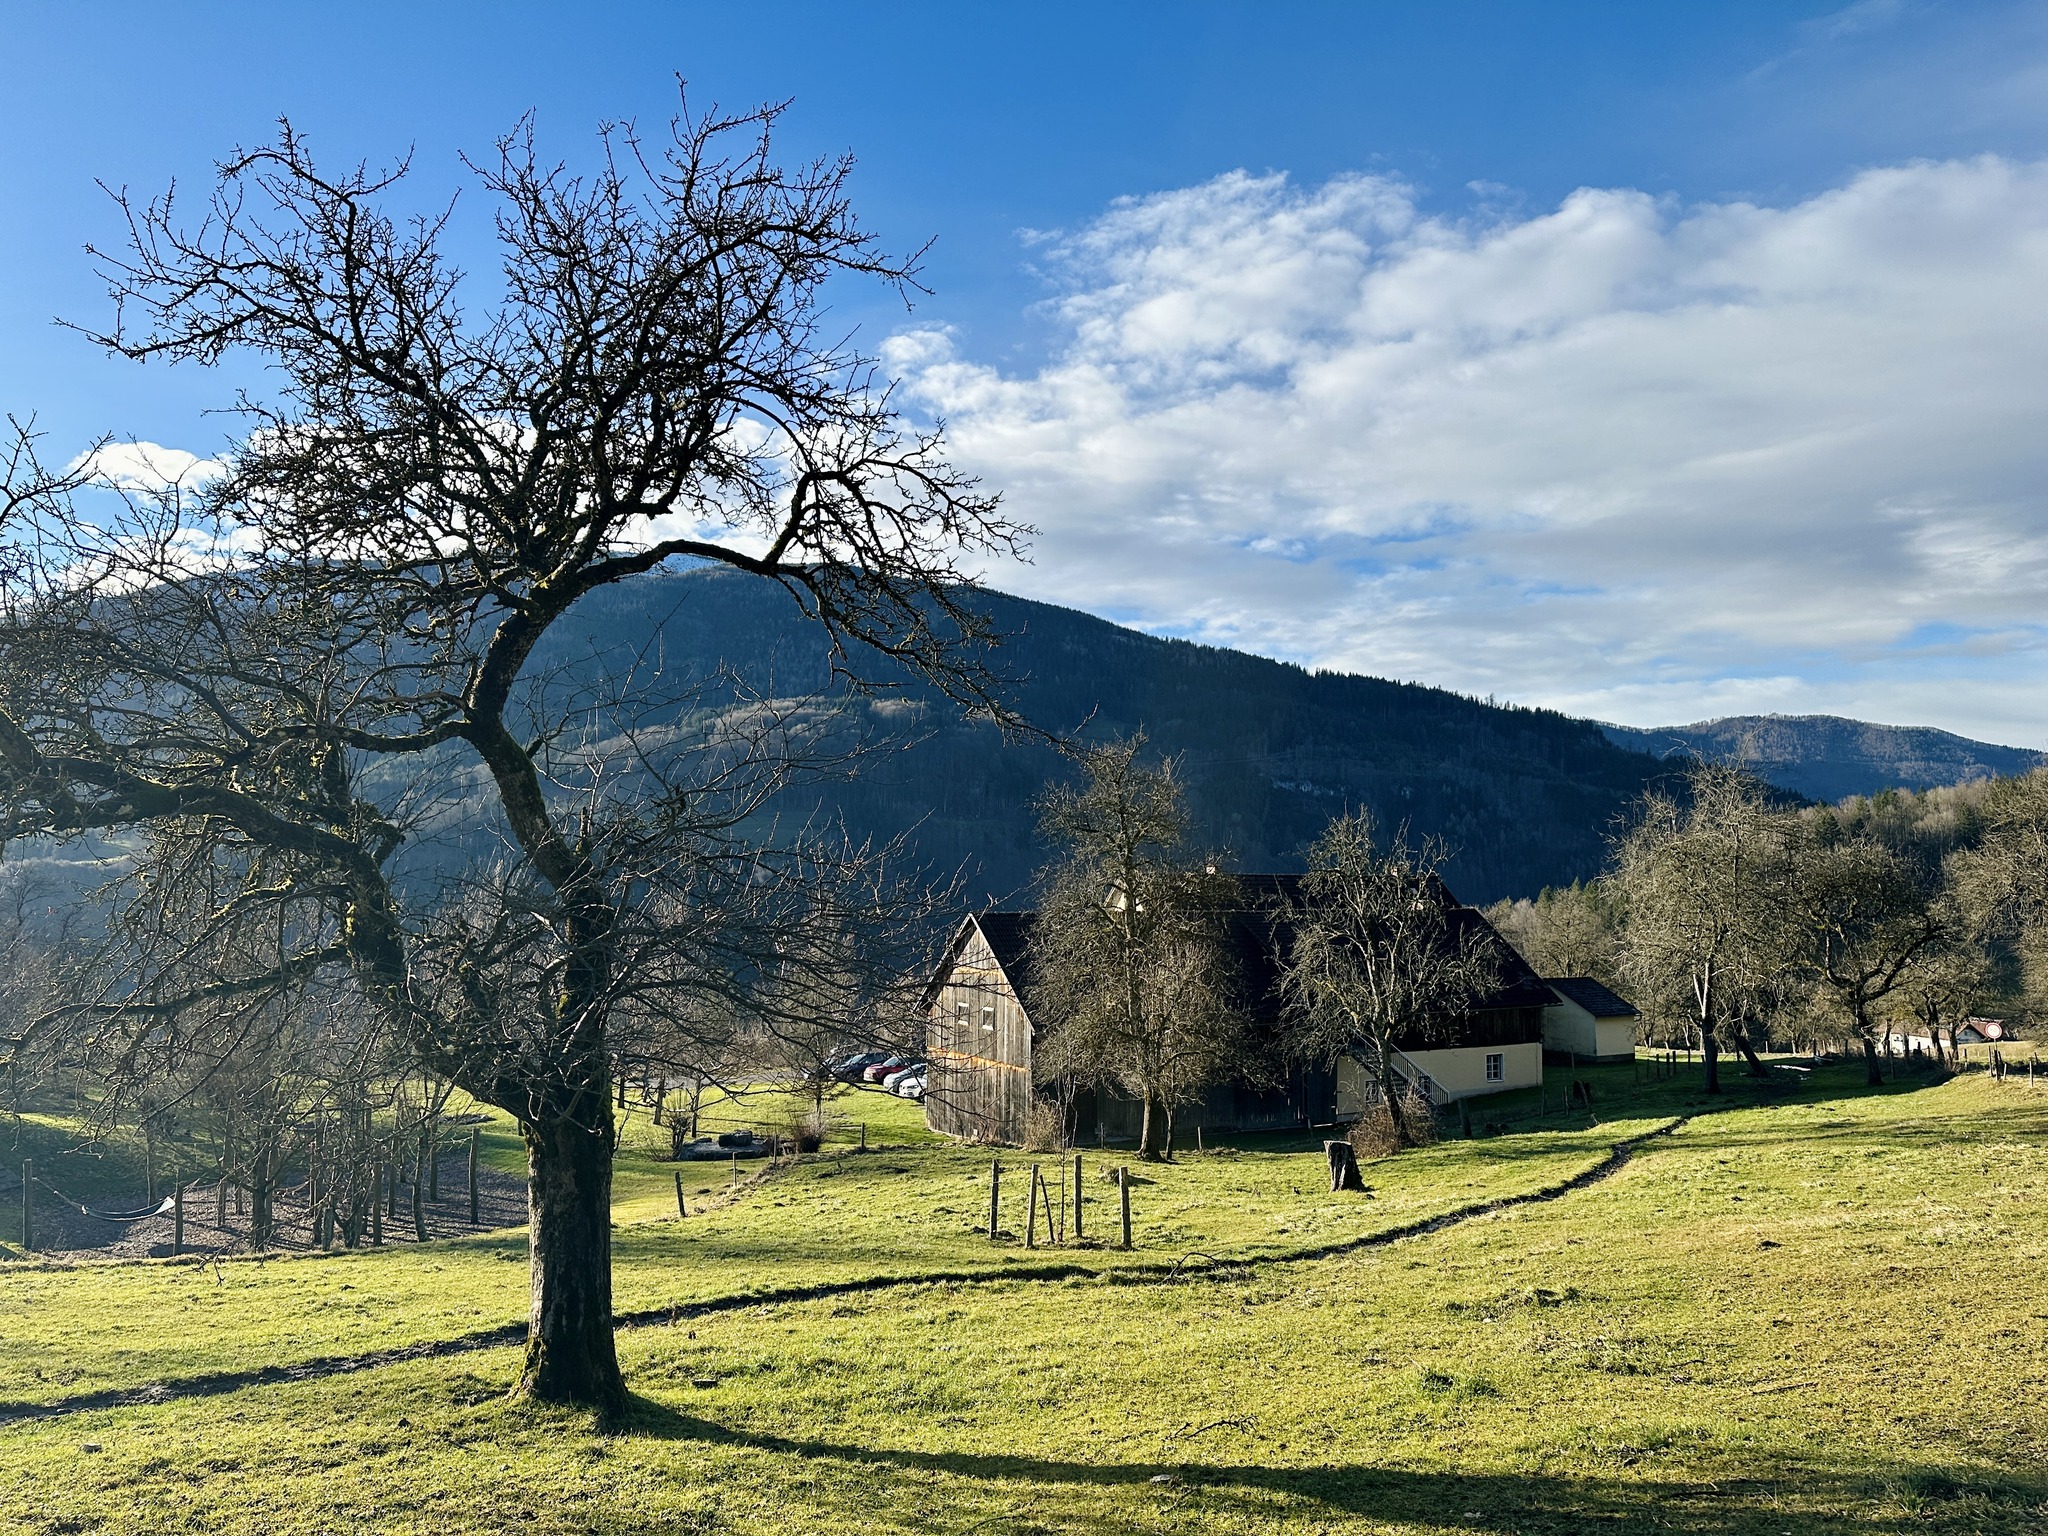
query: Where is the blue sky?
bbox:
[4,2,2046,743]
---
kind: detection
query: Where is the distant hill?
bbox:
[1599,715,2046,803]
[522,570,1684,906]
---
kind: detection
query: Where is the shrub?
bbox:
[1348,1086,1440,1158]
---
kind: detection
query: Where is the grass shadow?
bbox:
[616,1396,2045,1534]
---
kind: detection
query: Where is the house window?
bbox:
[1485,1052,1504,1083]
[981,1005,997,1032]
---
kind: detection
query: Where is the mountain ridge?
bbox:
[1598,714,2044,804]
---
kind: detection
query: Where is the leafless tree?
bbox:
[1484,880,1623,988]
[1785,827,1947,1086]
[0,99,1020,1411]
[1029,737,1241,1160]
[1278,812,1498,1150]
[1613,762,1790,1093]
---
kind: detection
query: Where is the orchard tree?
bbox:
[1029,737,1241,1160]
[1613,762,1789,1093]
[1278,812,1499,1150]
[0,100,1020,1412]
[1786,828,1947,1085]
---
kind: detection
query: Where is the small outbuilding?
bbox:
[1541,977,1641,1064]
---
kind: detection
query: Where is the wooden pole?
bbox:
[467,1129,479,1226]
[428,1124,440,1202]
[1072,1155,1083,1242]
[412,1157,426,1243]
[988,1158,1000,1239]
[371,1167,383,1246]
[859,1122,867,1152]
[1026,1165,1040,1249]
[21,1159,31,1253]
[214,1174,226,1231]
[674,1170,687,1218]
[1119,1165,1132,1251]
[173,1182,185,1256]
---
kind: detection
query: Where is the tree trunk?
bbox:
[1700,1028,1721,1095]
[1735,1030,1767,1077]
[1860,1031,1884,1087]
[1137,1093,1168,1161]
[513,1109,625,1415]
[1377,1047,1419,1147]
[249,1149,275,1251]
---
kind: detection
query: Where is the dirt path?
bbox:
[0,1115,1686,1427]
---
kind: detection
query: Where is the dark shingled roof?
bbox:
[971,910,1041,1015]
[1546,976,1640,1019]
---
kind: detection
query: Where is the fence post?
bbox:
[1072,1155,1083,1241]
[428,1125,441,1202]
[371,1166,383,1246]
[674,1170,687,1218]
[411,1156,427,1243]
[1119,1165,1132,1251]
[988,1159,1001,1238]
[468,1129,479,1226]
[1026,1165,1040,1249]
[173,1181,185,1256]
[860,1122,867,1152]
[21,1159,31,1253]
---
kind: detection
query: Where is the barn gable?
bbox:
[924,913,1041,1143]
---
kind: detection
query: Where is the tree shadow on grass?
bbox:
[618,1396,2045,1534]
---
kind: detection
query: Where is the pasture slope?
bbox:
[0,1065,2044,1534]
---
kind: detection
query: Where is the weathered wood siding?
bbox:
[925,924,1036,1143]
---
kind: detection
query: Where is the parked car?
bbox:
[862,1055,912,1084]
[880,1061,927,1091]
[892,1070,927,1101]
[832,1051,889,1082]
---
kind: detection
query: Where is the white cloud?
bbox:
[890,157,2048,746]
[69,440,225,493]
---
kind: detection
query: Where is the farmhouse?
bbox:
[923,874,1604,1146]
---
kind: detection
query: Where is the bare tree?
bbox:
[1029,737,1240,1161]
[1888,927,1988,1065]
[0,100,1020,1411]
[1613,763,1789,1093]
[1278,812,1498,1151]
[1484,880,1623,987]
[1786,828,1947,1086]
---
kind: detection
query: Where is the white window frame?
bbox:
[1485,1052,1504,1082]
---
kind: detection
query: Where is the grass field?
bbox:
[1,1063,2044,1533]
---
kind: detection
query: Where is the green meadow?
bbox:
[2,1065,2045,1534]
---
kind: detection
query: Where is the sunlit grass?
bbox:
[2,1066,2045,1533]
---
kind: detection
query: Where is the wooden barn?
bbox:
[921,875,1575,1147]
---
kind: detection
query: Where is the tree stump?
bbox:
[1325,1139,1365,1192]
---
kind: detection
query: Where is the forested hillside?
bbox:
[533,569,1681,905]
[1601,715,2046,802]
